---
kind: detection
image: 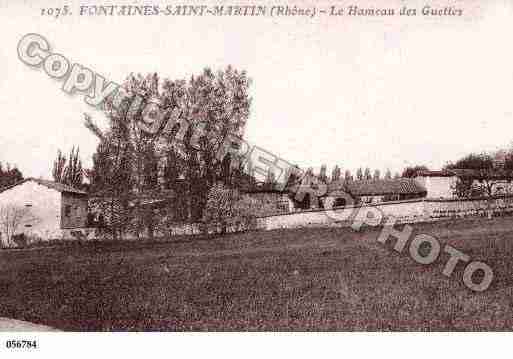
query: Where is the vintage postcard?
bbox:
[0,0,511,355]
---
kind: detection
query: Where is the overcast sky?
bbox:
[1,0,512,179]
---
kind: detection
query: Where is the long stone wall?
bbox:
[64,195,513,240]
[257,195,513,230]
[424,196,513,220]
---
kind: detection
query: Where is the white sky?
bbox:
[1,0,513,179]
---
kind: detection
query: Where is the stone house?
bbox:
[0,178,88,243]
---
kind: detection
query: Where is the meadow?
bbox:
[1,216,512,331]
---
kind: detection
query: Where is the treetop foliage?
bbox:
[444,153,494,171]
[83,66,253,237]
[0,163,23,189]
[52,147,84,189]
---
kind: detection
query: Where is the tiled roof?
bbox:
[0,178,87,195]
[418,168,513,180]
[241,182,287,193]
[32,179,87,195]
[329,178,426,196]
[416,170,455,177]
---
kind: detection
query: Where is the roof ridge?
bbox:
[0,178,86,195]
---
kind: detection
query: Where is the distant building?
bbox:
[0,178,88,243]
[414,169,513,198]
[414,170,457,199]
[324,178,427,207]
[242,182,294,214]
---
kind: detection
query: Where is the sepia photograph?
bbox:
[0,0,512,355]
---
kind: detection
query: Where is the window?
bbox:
[25,203,32,207]
[64,205,71,217]
[334,198,347,207]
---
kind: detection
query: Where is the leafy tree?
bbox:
[364,167,372,180]
[373,169,380,180]
[85,142,113,194]
[356,168,363,181]
[65,147,84,188]
[84,105,138,239]
[504,153,513,172]
[202,182,274,234]
[52,147,84,188]
[344,169,353,181]
[331,165,341,182]
[85,67,252,237]
[293,167,315,209]
[451,178,485,199]
[162,147,183,190]
[385,169,392,179]
[445,153,498,197]
[52,150,66,183]
[283,164,302,189]
[445,153,494,171]
[319,164,328,183]
[0,163,23,188]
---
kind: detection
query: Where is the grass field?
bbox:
[1,216,513,331]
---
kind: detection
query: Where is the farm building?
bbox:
[324,178,427,207]
[414,169,513,198]
[242,182,294,214]
[414,170,456,198]
[346,178,427,203]
[0,178,88,244]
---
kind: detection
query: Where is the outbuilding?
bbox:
[0,178,88,245]
[324,178,427,207]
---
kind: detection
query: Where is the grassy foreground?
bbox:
[1,217,513,331]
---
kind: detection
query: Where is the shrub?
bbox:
[202,183,276,234]
[11,233,27,248]
[0,204,34,247]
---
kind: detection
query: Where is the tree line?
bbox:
[291,165,401,184]
[0,162,23,188]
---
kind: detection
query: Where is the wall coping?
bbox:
[258,194,513,219]
[258,198,425,219]
[424,194,513,202]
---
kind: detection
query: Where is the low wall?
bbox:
[54,195,513,240]
[425,196,513,219]
[258,195,513,230]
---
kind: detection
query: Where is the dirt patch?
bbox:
[0,317,60,331]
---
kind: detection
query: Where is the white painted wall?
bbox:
[416,176,457,199]
[258,196,513,230]
[259,199,427,230]
[0,180,62,242]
